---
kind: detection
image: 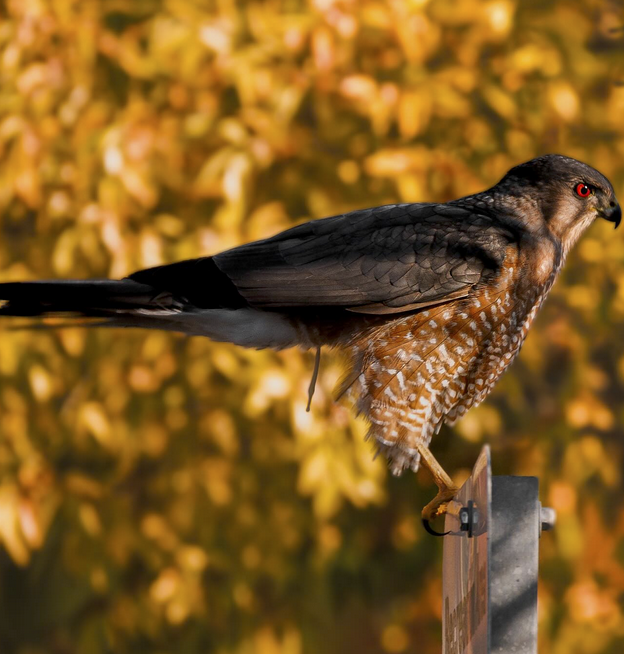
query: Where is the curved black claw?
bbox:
[422,518,450,537]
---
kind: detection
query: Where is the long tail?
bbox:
[0,279,178,318]
[0,262,301,348]
[0,257,252,321]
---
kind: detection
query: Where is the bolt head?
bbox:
[540,506,556,533]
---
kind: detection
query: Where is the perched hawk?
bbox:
[0,155,620,527]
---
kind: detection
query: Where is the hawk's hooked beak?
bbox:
[603,201,622,229]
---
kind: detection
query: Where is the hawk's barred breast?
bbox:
[345,239,563,475]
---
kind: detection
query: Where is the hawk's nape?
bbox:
[0,154,620,527]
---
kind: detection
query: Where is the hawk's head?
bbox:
[496,154,621,250]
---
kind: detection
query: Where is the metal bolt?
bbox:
[539,505,556,534]
[459,500,479,538]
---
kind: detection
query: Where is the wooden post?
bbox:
[441,446,554,654]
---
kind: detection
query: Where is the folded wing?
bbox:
[129,203,513,316]
[219,203,512,314]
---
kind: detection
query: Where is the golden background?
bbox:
[1,0,624,652]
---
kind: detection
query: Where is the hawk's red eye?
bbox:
[576,183,592,198]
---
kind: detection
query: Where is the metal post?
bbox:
[490,476,539,653]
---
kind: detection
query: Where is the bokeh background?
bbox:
[0,0,624,652]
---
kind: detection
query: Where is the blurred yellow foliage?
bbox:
[0,0,624,652]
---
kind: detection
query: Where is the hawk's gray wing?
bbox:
[212,203,513,315]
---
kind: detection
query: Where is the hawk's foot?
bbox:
[414,444,459,536]
[421,484,460,536]
[421,484,460,522]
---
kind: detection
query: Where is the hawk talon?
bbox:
[421,491,459,536]
[422,518,450,537]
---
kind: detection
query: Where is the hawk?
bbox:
[0,155,620,529]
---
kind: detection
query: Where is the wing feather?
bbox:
[212,203,513,314]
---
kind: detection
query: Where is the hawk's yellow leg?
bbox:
[417,444,459,522]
